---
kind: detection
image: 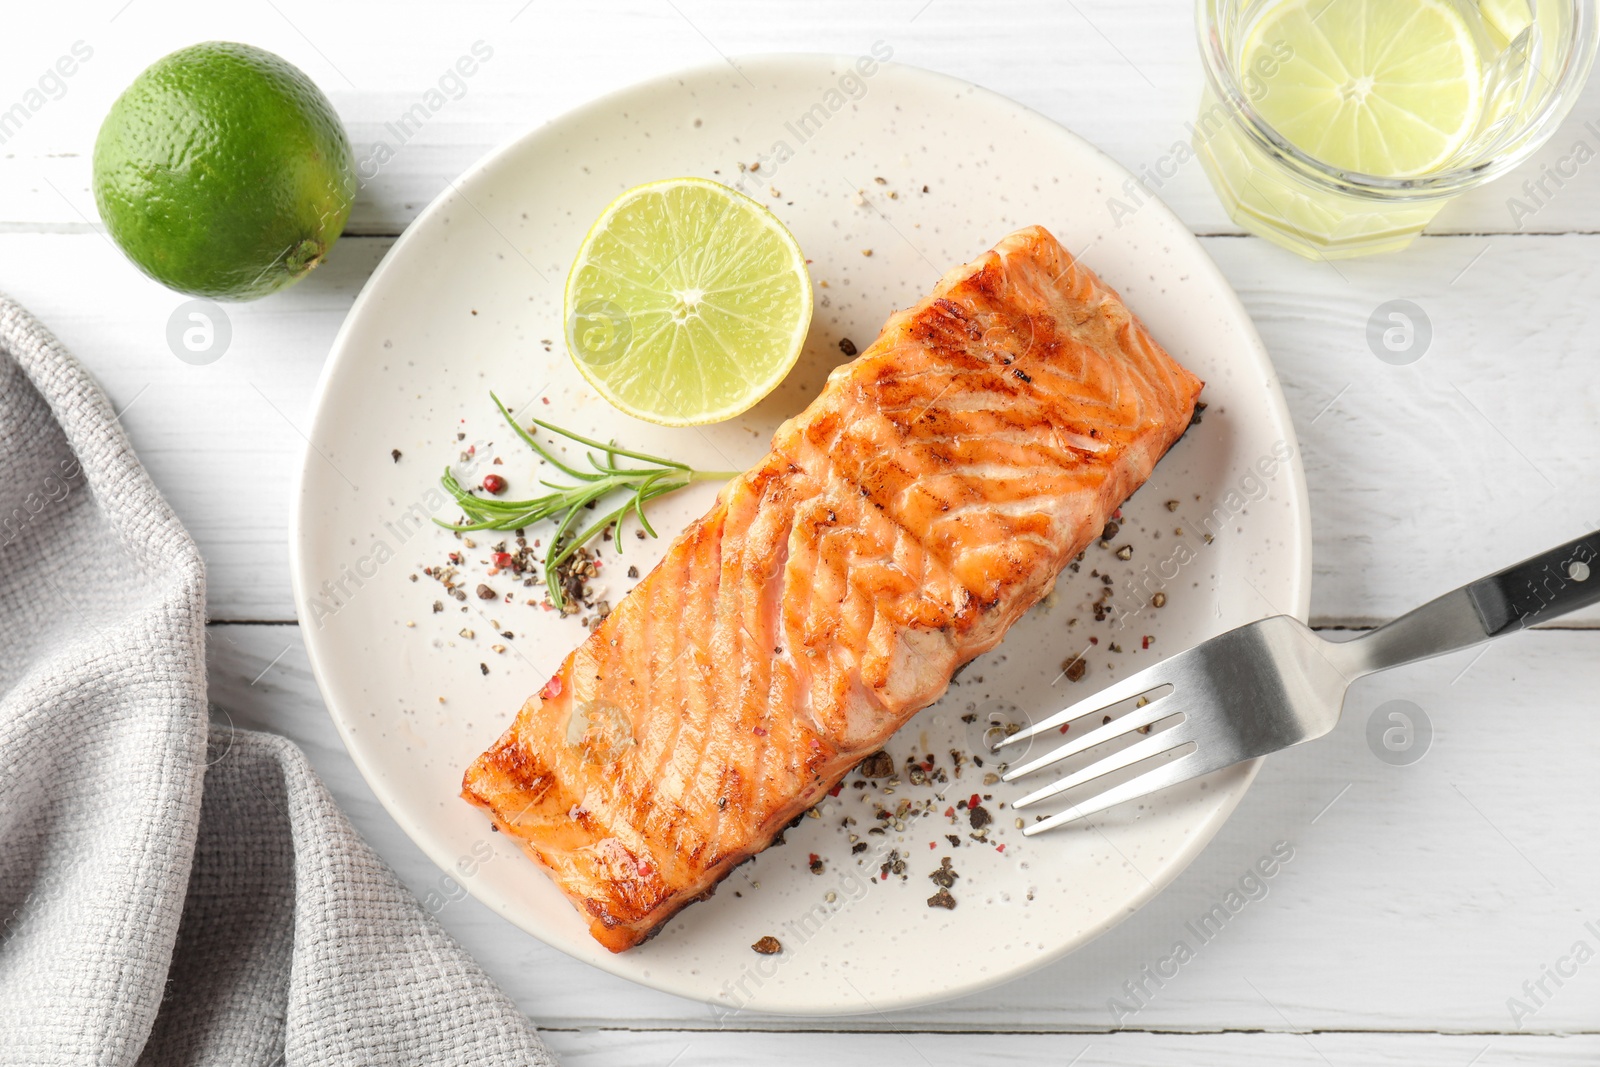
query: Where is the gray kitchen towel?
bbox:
[0,296,555,1066]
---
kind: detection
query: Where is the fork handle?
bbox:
[1337,530,1600,677]
[1468,529,1600,634]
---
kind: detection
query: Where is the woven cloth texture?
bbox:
[0,296,554,1066]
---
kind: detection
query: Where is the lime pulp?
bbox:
[563,177,813,427]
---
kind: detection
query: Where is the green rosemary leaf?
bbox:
[528,418,691,470]
[436,395,738,611]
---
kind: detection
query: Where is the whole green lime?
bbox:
[93,42,356,301]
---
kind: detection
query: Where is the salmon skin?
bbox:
[462,226,1203,952]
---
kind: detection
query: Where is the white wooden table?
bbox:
[8,2,1600,1062]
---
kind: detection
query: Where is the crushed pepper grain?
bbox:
[857,751,895,778]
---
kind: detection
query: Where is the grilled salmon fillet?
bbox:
[462,225,1203,951]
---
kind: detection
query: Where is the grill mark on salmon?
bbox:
[462,225,1203,951]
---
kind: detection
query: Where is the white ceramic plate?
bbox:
[291,54,1310,1016]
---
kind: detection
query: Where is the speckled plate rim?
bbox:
[290,53,1313,1016]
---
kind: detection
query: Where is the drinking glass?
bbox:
[1194,0,1599,258]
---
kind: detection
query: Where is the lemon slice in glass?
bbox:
[1480,0,1533,49]
[563,177,813,426]
[1243,0,1484,177]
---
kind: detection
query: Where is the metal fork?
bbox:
[1000,530,1600,835]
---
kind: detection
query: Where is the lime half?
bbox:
[1244,0,1484,177]
[564,177,813,426]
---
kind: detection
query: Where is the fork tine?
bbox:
[1001,694,1183,782]
[1019,745,1245,836]
[996,658,1177,750]
[1010,726,1192,810]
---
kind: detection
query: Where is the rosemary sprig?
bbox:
[437,392,736,610]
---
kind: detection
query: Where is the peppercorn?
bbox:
[481,473,507,495]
